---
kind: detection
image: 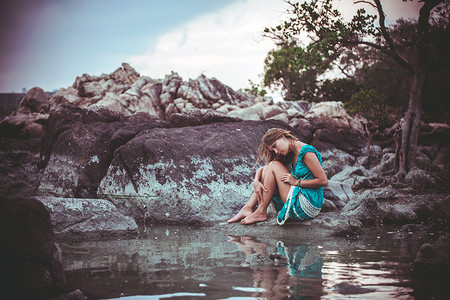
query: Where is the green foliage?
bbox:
[244,79,267,97]
[318,78,364,103]
[345,88,393,130]
[263,44,318,101]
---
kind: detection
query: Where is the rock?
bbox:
[384,204,418,224]
[16,87,49,114]
[36,196,138,236]
[375,185,396,200]
[268,112,289,123]
[311,128,366,156]
[169,108,240,127]
[333,282,375,295]
[227,102,263,120]
[414,234,450,273]
[289,117,314,143]
[342,190,382,225]
[97,120,297,224]
[321,149,356,178]
[262,105,284,119]
[326,180,354,206]
[330,166,368,189]
[0,196,66,299]
[305,101,363,130]
[307,212,363,236]
[38,104,170,198]
[0,149,40,198]
[405,168,436,190]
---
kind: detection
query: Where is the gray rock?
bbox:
[342,190,381,225]
[36,196,138,235]
[326,180,354,205]
[384,204,418,224]
[330,166,368,189]
[376,185,396,200]
[405,168,436,190]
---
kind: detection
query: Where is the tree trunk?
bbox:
[396,66,425,178]
[395,0,439,178]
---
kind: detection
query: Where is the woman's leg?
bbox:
[227,191,258,223]
[242,161,291,225]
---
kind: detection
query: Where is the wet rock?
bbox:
[37,196,138,236]
[0,196,66,299]
[333,282,375,295]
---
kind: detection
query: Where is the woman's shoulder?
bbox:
[299,144,319,156]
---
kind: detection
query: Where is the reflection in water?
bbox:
[60,226,419,299]
[228,236,324,299]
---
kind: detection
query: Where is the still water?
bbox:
[61,226,421,300]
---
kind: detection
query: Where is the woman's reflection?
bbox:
[228,236,323,299]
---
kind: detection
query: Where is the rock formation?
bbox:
[0,63,448,298]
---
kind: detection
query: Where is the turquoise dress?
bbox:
[272,144,324,225]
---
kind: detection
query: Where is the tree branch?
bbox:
[354,0,377,9]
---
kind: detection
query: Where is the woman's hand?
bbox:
[280,173,297,186]
[253,180,267,204]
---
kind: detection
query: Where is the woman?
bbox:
[228,128,328,225]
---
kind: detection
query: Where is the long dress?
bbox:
[272,144,324,225]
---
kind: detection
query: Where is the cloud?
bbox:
[127,0,289,91]
[127,0,423,92]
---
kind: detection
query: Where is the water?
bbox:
[60,226,432,300]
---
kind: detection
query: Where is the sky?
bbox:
[0,0,423,94]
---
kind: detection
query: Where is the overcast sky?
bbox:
[0,0,422,94]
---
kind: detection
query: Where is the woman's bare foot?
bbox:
[228,207,253,223]
[241,210,268,225]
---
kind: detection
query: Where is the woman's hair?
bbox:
[254,128,299,167]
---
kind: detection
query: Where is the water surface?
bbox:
[61,226,429,299]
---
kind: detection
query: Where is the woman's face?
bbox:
[268,137,291,156]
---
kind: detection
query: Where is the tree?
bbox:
[263,43,320,101]
[264,0,446,178]
[345,88,392,167]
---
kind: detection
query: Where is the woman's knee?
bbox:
[266,160,286,171]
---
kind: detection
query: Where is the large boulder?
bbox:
[0,196,66,299]
[98,120,297,224]
[38,104,170,198]
[305,101,363,131]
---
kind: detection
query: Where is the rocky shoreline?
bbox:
[0,63,448,299]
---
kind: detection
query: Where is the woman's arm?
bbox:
[301,152,328,188]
